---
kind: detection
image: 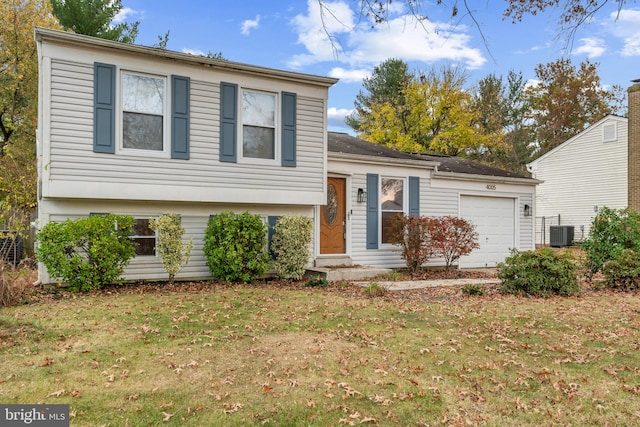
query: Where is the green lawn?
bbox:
[1,281,639,426]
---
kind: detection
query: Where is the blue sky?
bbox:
[119,0,640,133]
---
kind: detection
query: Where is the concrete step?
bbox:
[306,266,392,282]
[314,255,353,268]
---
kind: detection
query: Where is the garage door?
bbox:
[459,196,515,268]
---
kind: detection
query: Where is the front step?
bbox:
[306,266,392,282]
[314,255,353,268]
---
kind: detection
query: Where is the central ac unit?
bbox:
[550,225,574,248]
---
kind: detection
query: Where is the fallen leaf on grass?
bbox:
[223,402,243,414]
[47,389,65,397]
[162,411,174,421]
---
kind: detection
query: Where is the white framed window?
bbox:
[380,177,406,244]
[120,71,168,154]
[131,218,156,256]
[602,122,617,143]
[240,88,278,163]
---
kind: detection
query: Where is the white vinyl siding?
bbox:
[333,157,536,269]
[43,201,315,284]
[45,59,327,205]
[528,116,628,244]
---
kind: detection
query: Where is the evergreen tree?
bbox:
[50,0,139,43]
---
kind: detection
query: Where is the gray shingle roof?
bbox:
[328,132,531,179]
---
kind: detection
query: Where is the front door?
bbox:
[320,177,347,254]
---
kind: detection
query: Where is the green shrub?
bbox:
[362,282,387,297]
[271,215,313,280]
[305,275,328,288]
[149,213,193,283]
[498,248,580,297]
[601,249,640,291]
[203,211,269,282]
[387,270,403,281]
[36,214,136,291]
[582,207,640,275]
[461,283,484,296]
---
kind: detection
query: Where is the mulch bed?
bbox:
[10,266,620,306]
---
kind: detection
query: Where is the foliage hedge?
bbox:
[203,211,269,282]
[36,214,136,291]
[582,207,640,276]
[271,215,313,280]
[601,249,640,291]
[498,248,580,297]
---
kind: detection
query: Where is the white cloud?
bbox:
[289,0,356,66]
[328,67,370,83]
[241,15,261,36]
[288,0,486,72]
[182,48,206,56]
[113,7,137,24]
[574,37,606,57]
[327,107,354,131]
[608,8,640,56]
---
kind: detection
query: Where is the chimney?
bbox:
[629,81,640,211]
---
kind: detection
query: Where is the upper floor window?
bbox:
[241,89,277,161]
[93,62,189,159]
[121,72,166,152]
[380,177,405,244]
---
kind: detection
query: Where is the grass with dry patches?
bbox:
[1,282,639,426]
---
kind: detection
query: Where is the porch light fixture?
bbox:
[357,188,367,203]
[523,204,532,217]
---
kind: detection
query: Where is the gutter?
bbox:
[432,170,543,185]
[328,152,439,169]
[34,27,339,88]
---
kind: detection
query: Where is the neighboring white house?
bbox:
[35,27,539,284]
[527,115,628,245]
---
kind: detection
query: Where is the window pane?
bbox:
[242,91,275,127]
[381,212,402,244]
[131,219,155,256]
[133,219,154,236]
[123,74,164,115]
[134,237,156,256]
[381,178,404,211]
[123,112,163,150]
[243,125,275,159]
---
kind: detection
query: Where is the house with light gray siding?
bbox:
[35,27,336,284]
[327,133,539,269]
[36,27,539,284]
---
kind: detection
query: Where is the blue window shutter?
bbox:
[281,92,296,167]
[366,174,379,249]
[219,82,237,162]
[267,216,281,259]
[93,62,115,153]
[409,176,420,216]
[171,75,190,159]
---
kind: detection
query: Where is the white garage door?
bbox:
[460,196,515,268]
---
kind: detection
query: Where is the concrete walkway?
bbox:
[355,277,501,291]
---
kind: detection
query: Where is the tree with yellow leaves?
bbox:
[0,0,60,241]
[358,65,505,157]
